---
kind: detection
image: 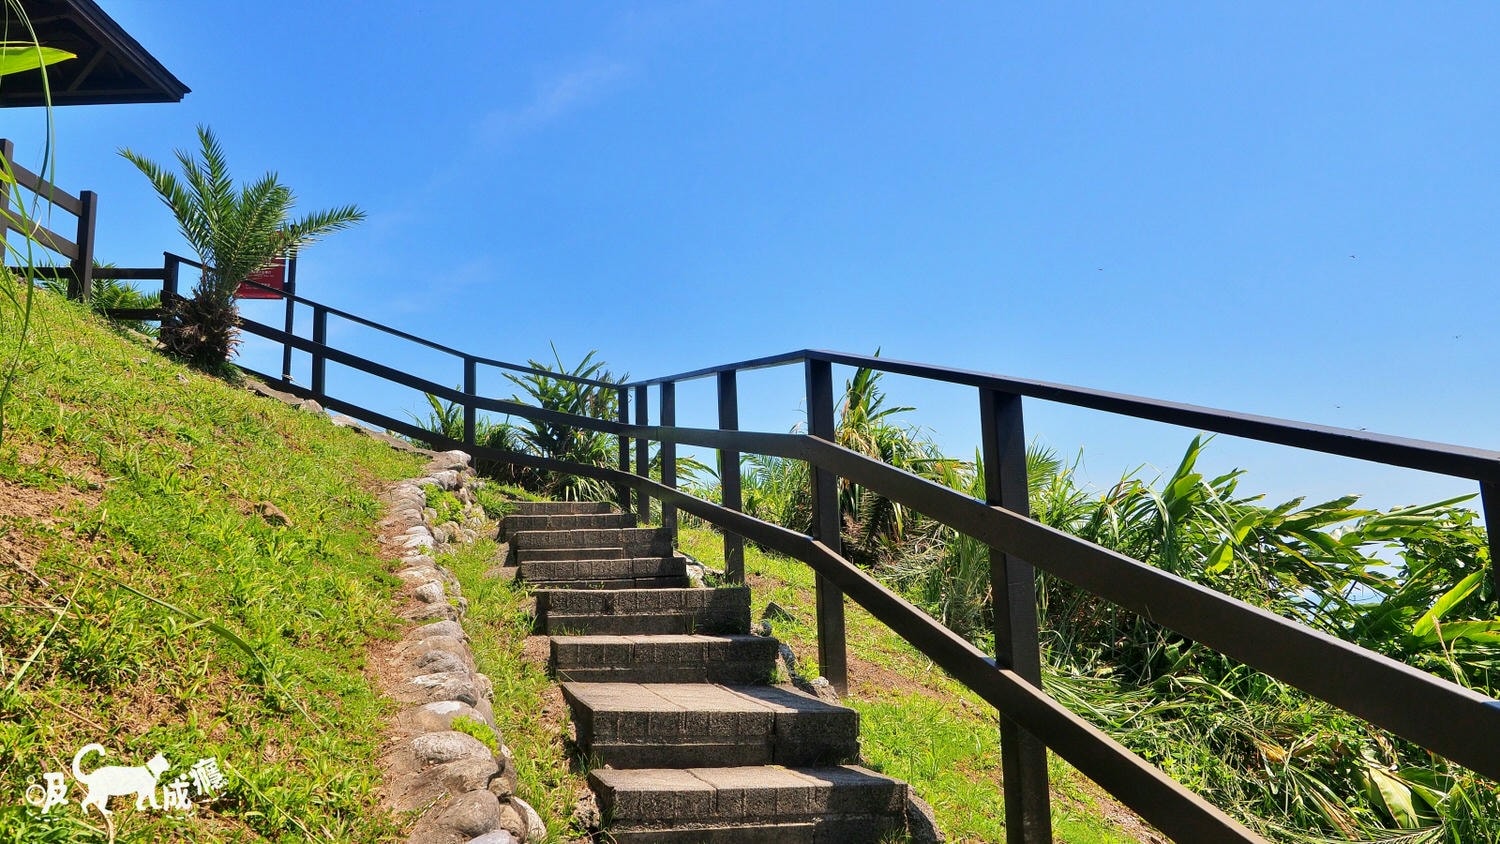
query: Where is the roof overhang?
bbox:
[1,0,188,107]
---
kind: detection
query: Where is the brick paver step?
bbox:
[506,500,617,517]
[550,634,778,685]
[534,587,751,636]
[518,555,689,583]
[590,765,909,843]
[512,526,674,556]
[563,682,860,769]
[516,545,629,562]
[499,511,634,540]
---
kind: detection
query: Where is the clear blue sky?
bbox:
[9,2,1498,513]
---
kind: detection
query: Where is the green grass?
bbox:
[0,287,424,841]
[439,537,581,842]
[678,525,1148,844]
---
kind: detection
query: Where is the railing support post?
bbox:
[311,305,328,400]
[806,358,848,694]
[1483,481,1499,593]
[462,356,477,448]
[281,253,298,381]
[617,387,632,517]
[67,189,96,303]
[634,385,650,522]
[660,381,678,538]
[162,252,180,299]
[979,388,1051,844]
[717,370,745,583]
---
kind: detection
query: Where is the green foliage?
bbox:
[119,126,365,368]
[441,537,581,841]
[451,715,500,754]
[0,291,422,839]
[0,42,72,77]
[39,265,162,336]
[501,346,622,502]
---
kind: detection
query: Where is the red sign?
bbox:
[237,257,287,299]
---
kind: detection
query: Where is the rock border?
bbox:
[374,450,546,844]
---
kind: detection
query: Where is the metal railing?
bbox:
[98,259,1500,843]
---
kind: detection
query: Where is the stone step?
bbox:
[516,546,628,562]
[591,765,909,843]
[500,511,634,540]
[563,682,860,769]
[513,526,673,556]
[518,556,688,584]
[505,500,617,517]
[535,587,751,636]
[551,634,778,685]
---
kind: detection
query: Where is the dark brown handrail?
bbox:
[222,279,1500,844]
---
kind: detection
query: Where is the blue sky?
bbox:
[9,2,1498,512]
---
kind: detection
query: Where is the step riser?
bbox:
[601,815,905,844]
[518,558,688,582]
[516,546,627,562]
[500,512,634,539]
[513,527,672,553]
[528,577,692,591]
[555,663,772,684]
[551,636,777,685]
[538,612,747,636]
[591,766,907,841]
[506,501,617,516]
[565,685,860,770]
[536,587,748,616]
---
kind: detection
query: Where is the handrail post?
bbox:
[634,385,650,522]
[281,253,298,381]
[162,252,180,298]
[462,356,477,448]
[979,387,1051,844]
[717,370,745,583]
[806,358,848,694]
[617,387,632,518]
[1483,481,1499,592]
[68,189,97,303]
[660,381,678,538]
[311,305,328,399]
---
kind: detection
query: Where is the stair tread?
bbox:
[564,681,848,715]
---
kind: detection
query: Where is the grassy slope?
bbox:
[676,525,1153,844]
[0,289,424,841]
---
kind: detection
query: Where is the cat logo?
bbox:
[24,744,224,817]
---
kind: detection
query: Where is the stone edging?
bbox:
[375,450,546,844]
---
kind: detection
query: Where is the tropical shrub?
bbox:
[120,126,365,369]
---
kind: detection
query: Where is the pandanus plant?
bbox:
[120,126,365,369]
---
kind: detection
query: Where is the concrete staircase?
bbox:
[502,500,916,842]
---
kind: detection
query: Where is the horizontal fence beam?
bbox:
[647,425,1500,781]
[0,155,84,215]
[624,350,1500,483]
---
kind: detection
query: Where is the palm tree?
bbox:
[120,126,365,368]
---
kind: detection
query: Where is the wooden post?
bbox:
[311,306,328,399]
[718,370,745,583]
[281,254,298,381]
[1483,481,1499,596]
[463,357,477,448]
[67,189,97,303]
[660,381,678,538]
[617,387,632,517]
[635,385,650,522]
[0,140,13,257]
[980,387,1051,844]
[805,358,847,694]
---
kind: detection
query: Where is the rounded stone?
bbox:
[437,789,501,838]
[412,621,465,642]
[510,797,546,842]
[415,581,446,603]
[415,649,468,675]
[411,731,492,765]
